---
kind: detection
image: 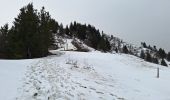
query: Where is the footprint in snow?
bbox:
[89,87,96,91]
[96,91,104,94]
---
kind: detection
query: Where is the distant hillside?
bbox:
[0,3,169,67]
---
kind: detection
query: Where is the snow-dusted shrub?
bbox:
[73,61,78,68]
[71,39,90,52]
[66,57,73,64]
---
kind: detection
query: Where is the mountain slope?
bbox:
[1,50,170,100]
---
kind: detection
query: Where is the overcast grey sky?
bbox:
[0,0,170,51]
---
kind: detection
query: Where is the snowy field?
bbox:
[0,50,170,100]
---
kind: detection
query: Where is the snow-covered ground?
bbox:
[1,50,170,100]
[0,59,35,100]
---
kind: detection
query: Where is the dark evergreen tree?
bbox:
[167,52,170,61]
[115,48,118,53]
[105,38,111,51]
[97,34,111,52]
[158,48,166,59]
[0,24,9,58]
[97,35,106,52]
[69,22,74,36]
[141,42,147,48]
[111,35,114,39]
[161,59,168,66]
[48,18,59,33]
[140,50,145,59]
[38,6,56,57]
[152,58,159,64]
[148,45,152,50]
[8,3,40,58]
[153,45,157,52]
[123,45,128,54]
[59,23,64,36]
[145,52,152,62]
[4,3,56,59]
[65,25,70,36]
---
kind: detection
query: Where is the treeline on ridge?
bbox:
[0,3,111,59]
[0,3,170,67]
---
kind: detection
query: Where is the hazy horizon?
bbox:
[0,0,169,51]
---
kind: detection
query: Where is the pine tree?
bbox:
[97,34,111,52]
[140,50,145,59]
[69,22,74,36]
[65,25,70,36]
[123,45,128,54]
[152,58,158,64]
[39,6,56,57]
[145,52,152,62]
[97,36,106,52]
[59,24,64,36]
[148,45,152,50]
[141,42,147,48]
[0,24,9,58]
[8,3,40,58]
[6,3,56,59]
[161,59,168,66]
[105,38,111,51]
[158,48,166,59]
[48,18,58,34]
[115,48,118,53]
[153,45,157,52]
[167,52,170,61]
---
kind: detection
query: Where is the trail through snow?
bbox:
[16,51,122,100]
[1,51,170,100]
